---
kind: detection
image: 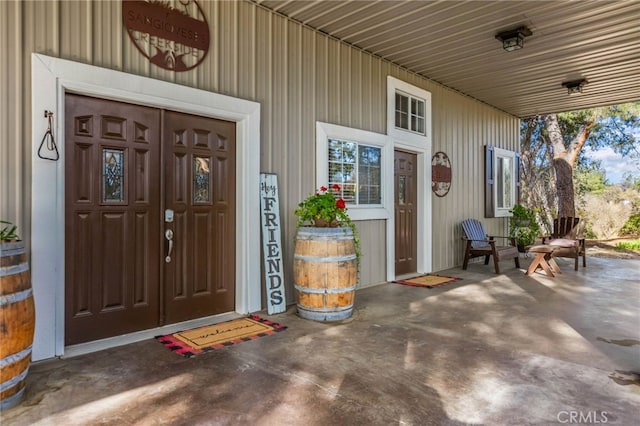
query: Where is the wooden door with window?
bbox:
[65,95,236,345]
[65,94,161,344]
[163,111,236,324]
[394,150,417,276]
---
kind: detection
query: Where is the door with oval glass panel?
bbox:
[65,94,235,345]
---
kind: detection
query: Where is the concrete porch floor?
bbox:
[2,256,639,425]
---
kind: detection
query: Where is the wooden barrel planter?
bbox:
[293,227,357,321]
[0,241,35,410]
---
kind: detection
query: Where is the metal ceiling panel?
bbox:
[253,0,640,117]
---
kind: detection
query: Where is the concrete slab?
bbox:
[2,256,639,425]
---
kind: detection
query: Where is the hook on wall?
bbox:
[38,110,59,161]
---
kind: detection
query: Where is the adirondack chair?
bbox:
[461,219,520,274]
[542,216,586,270]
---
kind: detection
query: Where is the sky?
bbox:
[583,145,640,184]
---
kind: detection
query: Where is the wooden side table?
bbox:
[525,245,561,277]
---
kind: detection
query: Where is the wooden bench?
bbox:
[525,245,561,277]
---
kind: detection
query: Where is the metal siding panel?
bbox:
[219,0,238,95]
[59,0,91,62]
[356,220,387,287]
[93,0,122,70]
[237,1,256,100]
[1,0,23,236]
[7,0,523,295]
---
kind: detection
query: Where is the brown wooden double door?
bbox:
[65,94,235,345]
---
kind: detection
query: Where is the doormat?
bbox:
[155,315,287,358]
[393,274,461,288]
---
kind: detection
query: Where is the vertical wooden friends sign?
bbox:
[260,173,286,314]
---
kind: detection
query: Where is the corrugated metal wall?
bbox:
[1,1,518,298]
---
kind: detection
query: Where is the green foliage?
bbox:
[574,163,608,196]
[294,185,351,227]
[620,214,640,237]
[519,103,640,230]
[0,220,19,241]
[509,204,540,246]
[616,239,640,250]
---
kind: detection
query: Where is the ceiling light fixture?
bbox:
[495,26,532,51]
[562,79,588,94]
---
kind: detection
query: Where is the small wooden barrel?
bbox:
[294,227,357,321]
[0,241,35,410]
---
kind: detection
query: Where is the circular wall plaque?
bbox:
[123,0,210,72]
[431,151,452,197]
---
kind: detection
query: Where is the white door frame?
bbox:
[31,54,262,360]
[386,76,432,280]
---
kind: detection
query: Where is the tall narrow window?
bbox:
[395,91,426,135]
[485,146,519,217]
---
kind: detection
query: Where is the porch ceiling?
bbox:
[252,0,640,118]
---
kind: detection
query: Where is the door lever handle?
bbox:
[165,229,174,263]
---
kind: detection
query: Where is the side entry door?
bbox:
[394,150,417,276]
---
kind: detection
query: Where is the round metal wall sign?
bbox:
[123,0,210,72]
[431,151,452,197]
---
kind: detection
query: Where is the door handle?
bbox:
[165,229,174,263]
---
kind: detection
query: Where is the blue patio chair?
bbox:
[461,219,520,274]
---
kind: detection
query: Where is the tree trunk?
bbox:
[544,113,593,217]
[554,158,575,217]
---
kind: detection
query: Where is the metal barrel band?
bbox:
[294,284,356,294]
[294,254,356,263]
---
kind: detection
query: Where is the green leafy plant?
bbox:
[294,184,351,227]
[509,204,540,247]
[620,214,640,238]
[1,220,19,242]
[616,239,640,250]
[294,184,361,272]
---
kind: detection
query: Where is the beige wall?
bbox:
[1,1,519,296]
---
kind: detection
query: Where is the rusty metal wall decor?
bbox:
[431,151,452,197]
[122,0,210,71]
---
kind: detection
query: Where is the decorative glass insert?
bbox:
[398,176,406,205]
[193,156,211,203]
[328,139,381,206]
[103,148,125,202]
[395,90,426,135]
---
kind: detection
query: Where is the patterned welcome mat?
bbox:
[393,274,461,288]
[155,315,287,358]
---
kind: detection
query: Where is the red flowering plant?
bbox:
[294,184,350,228]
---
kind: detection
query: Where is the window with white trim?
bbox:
[485,145,520,217]
[316,122,392,221]
[395,91,426,135]
[328,139,381,206]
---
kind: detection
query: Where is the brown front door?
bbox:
[65,95,235,345]
[163,111,236,324]
[394,150,417,276]
[65,94,161,344]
